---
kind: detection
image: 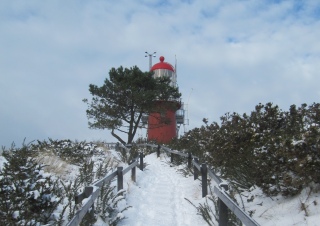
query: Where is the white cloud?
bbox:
[1,0,320,146]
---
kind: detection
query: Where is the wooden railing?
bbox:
[134,143,260,226]
[66,143,146,226]
[66,142,259,226]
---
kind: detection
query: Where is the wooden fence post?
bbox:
[131,162,136,182]
[219,184,229,226]
[139,152,144,171]
[194,158,199,180]
[188,152,192,168]
[201,163,208,197]
[117,167,123,191]
[157,145,160,158]
[75,186,93,204]
[74,186,95,220]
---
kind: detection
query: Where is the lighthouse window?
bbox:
[153,69,175,87]
[153,69,173,79]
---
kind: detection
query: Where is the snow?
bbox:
[0,155,7,170]
[115,151,320,226]
[12,211,19,219]
[2,145,320,226]
[117,153,205,226]
[238,186,320,226]
[30,190,40,199]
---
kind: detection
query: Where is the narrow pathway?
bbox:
[118,153,205,226]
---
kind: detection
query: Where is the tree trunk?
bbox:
[111,129,126,145]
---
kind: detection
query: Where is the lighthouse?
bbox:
[147,56,184,144]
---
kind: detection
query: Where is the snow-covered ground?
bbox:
[114,152,320,226]
[238,185,320,226]
[2,147,320,226]
[117,153,205,226]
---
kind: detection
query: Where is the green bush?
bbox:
[32,139,104,166]
[173,102,320,196]
[0,144,63,225]
[0,139,129,226]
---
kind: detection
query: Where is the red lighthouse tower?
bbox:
[147,56,181,144]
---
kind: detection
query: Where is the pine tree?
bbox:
[83,65,181,144]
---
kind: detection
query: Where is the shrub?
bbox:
[0,144,63,225]
[173,102,320,196]
[0,139,130,226]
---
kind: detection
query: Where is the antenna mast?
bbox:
[174,55,177,87]
[145,51,156,70]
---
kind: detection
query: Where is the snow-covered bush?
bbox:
[172,102,320,197]
[0,139,130,226]
[0,144,63,225]
[115,143,139,164]
[32,138,105,166]
[186,186,243,226]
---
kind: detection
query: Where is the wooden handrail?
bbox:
[208,168,223,185]
[158,144,259,226]
[92,170,118,188]
[214,186,260,226]
[123,160,139,175]
[67,187,100,226]
[66,151,144,226]
[68,143,259,226]
[192,159,201,171]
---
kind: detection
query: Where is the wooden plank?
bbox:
[119,143,130,151]
[92,170,117,187]
[127,143,158,148]
[66,187,101,226]
[192,159,201,171]
[172,150,188,157]
[122,160,138,175]
[161,146,172,153]
[162,146,189,157]
[75,187,93,204]
[214,186,260,226]
[207,168,222,185]
[146,144,158,148]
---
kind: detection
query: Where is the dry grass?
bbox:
[34,141,119,180]
[35,150,72,178]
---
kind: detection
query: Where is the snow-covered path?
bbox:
[118,153,205,226]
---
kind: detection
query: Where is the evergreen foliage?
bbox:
[32,138,103,166]
[0,139,128,225]
[0,144,63,225]
[83,65,181,145]
[172,102,320,196]
[115,143,139,164]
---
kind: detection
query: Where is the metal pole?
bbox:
[145,51,156,70]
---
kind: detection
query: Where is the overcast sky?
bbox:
[1,0,320,147]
